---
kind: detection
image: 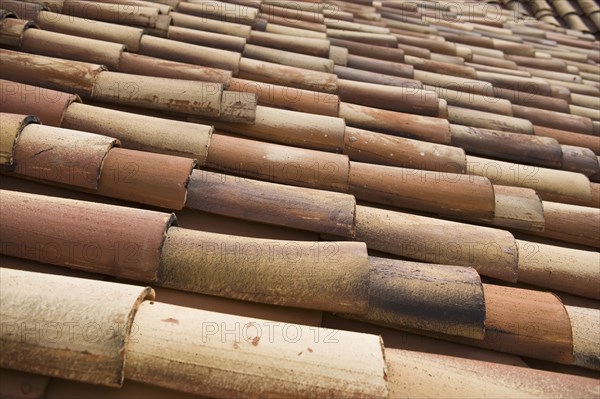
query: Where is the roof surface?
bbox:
[0,0,599,397]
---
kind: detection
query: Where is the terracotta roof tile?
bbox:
[1,0,600,395]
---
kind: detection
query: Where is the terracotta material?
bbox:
[520,66,583,84]
[467,62,532,77]
[62,103,212,163]
[125,301,388,399]
[186,169,356,237]
[339,102,452,144]
[470,54,518,70]
[138,35,241,73]
[447,106,534,134]
[13,123,117,189]
[259,3,325,24]
[424,84,513,116]
[205,134,350,191]
[328,45,348,66]
[324,18,391,34]
[345,54,413,78]
[0,15,34,47]
[118,52,232,85]
[404,55,478,79]
[349,161,495,220]
[333,65,421,88]
[530,201,600,248]
[205,105,345,152]
[395,34,457,55]
[570,104,600,121]
[260,13,326,32]
[492,185,545,231]
[505,53,568,72]
[455,284,575,364]
[237,57,338,93]
[167,25,246,52]
[386,347,600,398]
[328,37,405,63]
[534,125,600,155]
[97,148,195,210]
[0,112,37,165]
[344,126,466,172]
[248,30,329,57]
[227,77,339,117]
[337,79,439,116]
[19,27,125,71]
[170,11,251,38]
[0,79,78,127]
[0,267,154,386]
[177,0,258,24]
[218,90,257,123]
[450,124,563,168]
[61,0,159,27]
[561,145,600,177]
[91,71,223,118]
[565,306,600,371]
[0,190,174,281]
[158,227,369,313]
[264,22,327,39]
[512,104,595,135]
[32,11,143,52]
[570,93,600,110]
[0,49,104,97]
[492,86,570,113]
[154,286,323,328]
[476,71,552,96]
[243,43,334,72]
[467,155,593,205]
[516,240,600,299]
[0,0,45,20]
[354,205,518,282]
[396,42,431,59]
[355,257,486,339]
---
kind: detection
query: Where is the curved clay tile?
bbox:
[466,155,593,205]
[157,227,370,313]
[13,122,118,189]
[205,133,351,191]
[446,284,575,364]
[207,104,346,152]
[450,124,563,168]
[530,200,600,248]
[61,102,212,163]
[227,77,340,116]
[566,305,600,370]
[348,161,496,220]
[238,57,338,93]
[0,189,175,281]
[339,102,453,144]
[0,48,105,96]
[353,205,519,282]
[185,169,357,237]
[0,79,79,127]
[34,10,144,52]
[96,148,196,210]
[516,239,600,299]
[0,267,154,386]
[351,256,486,339]
[492,185,545,231]
[118,51,232,85]
[344,126,467,172]
[125,300,388,398]
[0,112,38,166]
